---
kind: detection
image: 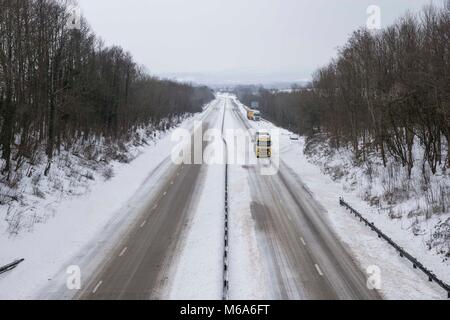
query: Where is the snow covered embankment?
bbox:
[304,135,449,259]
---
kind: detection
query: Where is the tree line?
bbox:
[0,0,214,178]
[237,5,450,177]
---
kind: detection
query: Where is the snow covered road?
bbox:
[226,99,381,299]
[3,95,442,300]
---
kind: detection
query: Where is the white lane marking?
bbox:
[93,281,103,294]
[119,247,128,257]
[163,191,167,196]
[300,237,306,246]
[153,204,158,210]
[287,215,292,222]
[170,181,174,185]
[315,264,324,276]
[140,220,147,228]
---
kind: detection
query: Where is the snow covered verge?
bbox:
[233,97,448,299]
[0,101,215,299]
[303,135,450,261]
[282,137,448,299]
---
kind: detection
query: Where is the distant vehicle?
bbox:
[290,134,299,141]
[255,130,271,158]
[247,109,261,121]
[251,101,259,109]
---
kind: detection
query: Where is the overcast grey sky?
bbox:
[77,0,440,85]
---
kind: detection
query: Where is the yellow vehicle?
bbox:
[247,109,261,121]
[255,131,271,158]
